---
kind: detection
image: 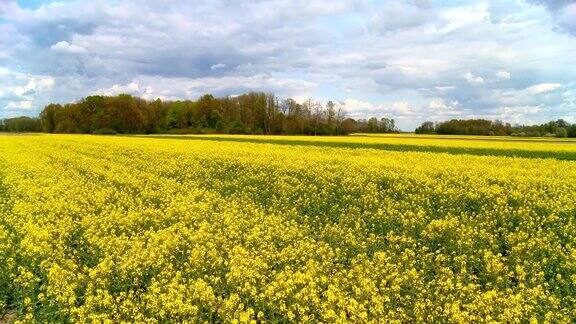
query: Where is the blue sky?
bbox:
[1,0,575,130]
[17,0,53,9]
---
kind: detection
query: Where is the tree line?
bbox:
[1,92,399,135]
[7,94,571,137]
[0,116,42,133]
[0,92,398,135]
[415,119,513,136]
[415,119,576,138]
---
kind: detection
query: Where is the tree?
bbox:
[40,103,61,133]
[341,118,357,134]
[335,102,346,135]
[432,119,512,136]
[556,119,569,128]
[196,94,218,128]
[1,117,41,132]
[142,99,169,133]
[36,92,387,136]
[567,125,576,138]
[415,121,435,134]
[208,108,224,130]
[555,127,568,138]
[165,102,189,129]
[80,96,105,132]
[326,101,336,133]
[379,117,396,133]
[366,117,379,133]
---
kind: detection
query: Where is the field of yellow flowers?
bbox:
[1,134,575,322]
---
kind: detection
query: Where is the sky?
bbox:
[0,0,575,130]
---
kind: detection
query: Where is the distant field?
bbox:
[142,133,576,160]
[1,134,575,322]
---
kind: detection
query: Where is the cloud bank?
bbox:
[0,0,575,130]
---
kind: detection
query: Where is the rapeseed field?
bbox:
[0,134,575,322]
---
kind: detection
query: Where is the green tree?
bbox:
[40,103,61,133]
[367,117,379,133]
[165,102,190,130]
[415,121,435,134]
[555,127,568,138]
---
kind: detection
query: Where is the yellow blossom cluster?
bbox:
[0,134,575,322]
[167,133,576,160]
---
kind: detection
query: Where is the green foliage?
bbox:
[568,125,576,138]
[512,119,575,138]
[165,128,195,134]
[415,121,435,134]
[165,102,190,130]
[0,117,41,133]
[92,128,117,135]
[555,127,568,138]
[416,119,576,138]
[355,117,398,133]
[37,92,397,136]
[39,104,60,133]
[434,119,512,136]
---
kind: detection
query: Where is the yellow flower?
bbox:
[0,133,575,322]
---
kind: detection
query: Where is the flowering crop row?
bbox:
[0,134,575,322]
[152,134,576,160]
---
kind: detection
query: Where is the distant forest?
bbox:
[0,92,398,135]
[2,94,574,138]
[415,119,576,138]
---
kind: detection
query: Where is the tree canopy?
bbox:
[0,116,41,133]
[30,92,398,136]
[415,119,576,138]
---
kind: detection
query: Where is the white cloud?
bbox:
[0,67,11,77]
[370,1,435,33]
[437,3,490,33]
[6,101,34,110]
[341,98,378,111]
[463,72,484,85]
[428,98,448,111]
[12,77,55,96]
[434,86,456,92]
[496,70,511,80]
[526,83,562,94]
[0,0,575,130]
[339,98,420,120]
[210,63,227,70]
[50,41,87,54]
[93,75,317,102]
[0,67,56,116]
[95,81,140,96]
[392,101,413,114]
